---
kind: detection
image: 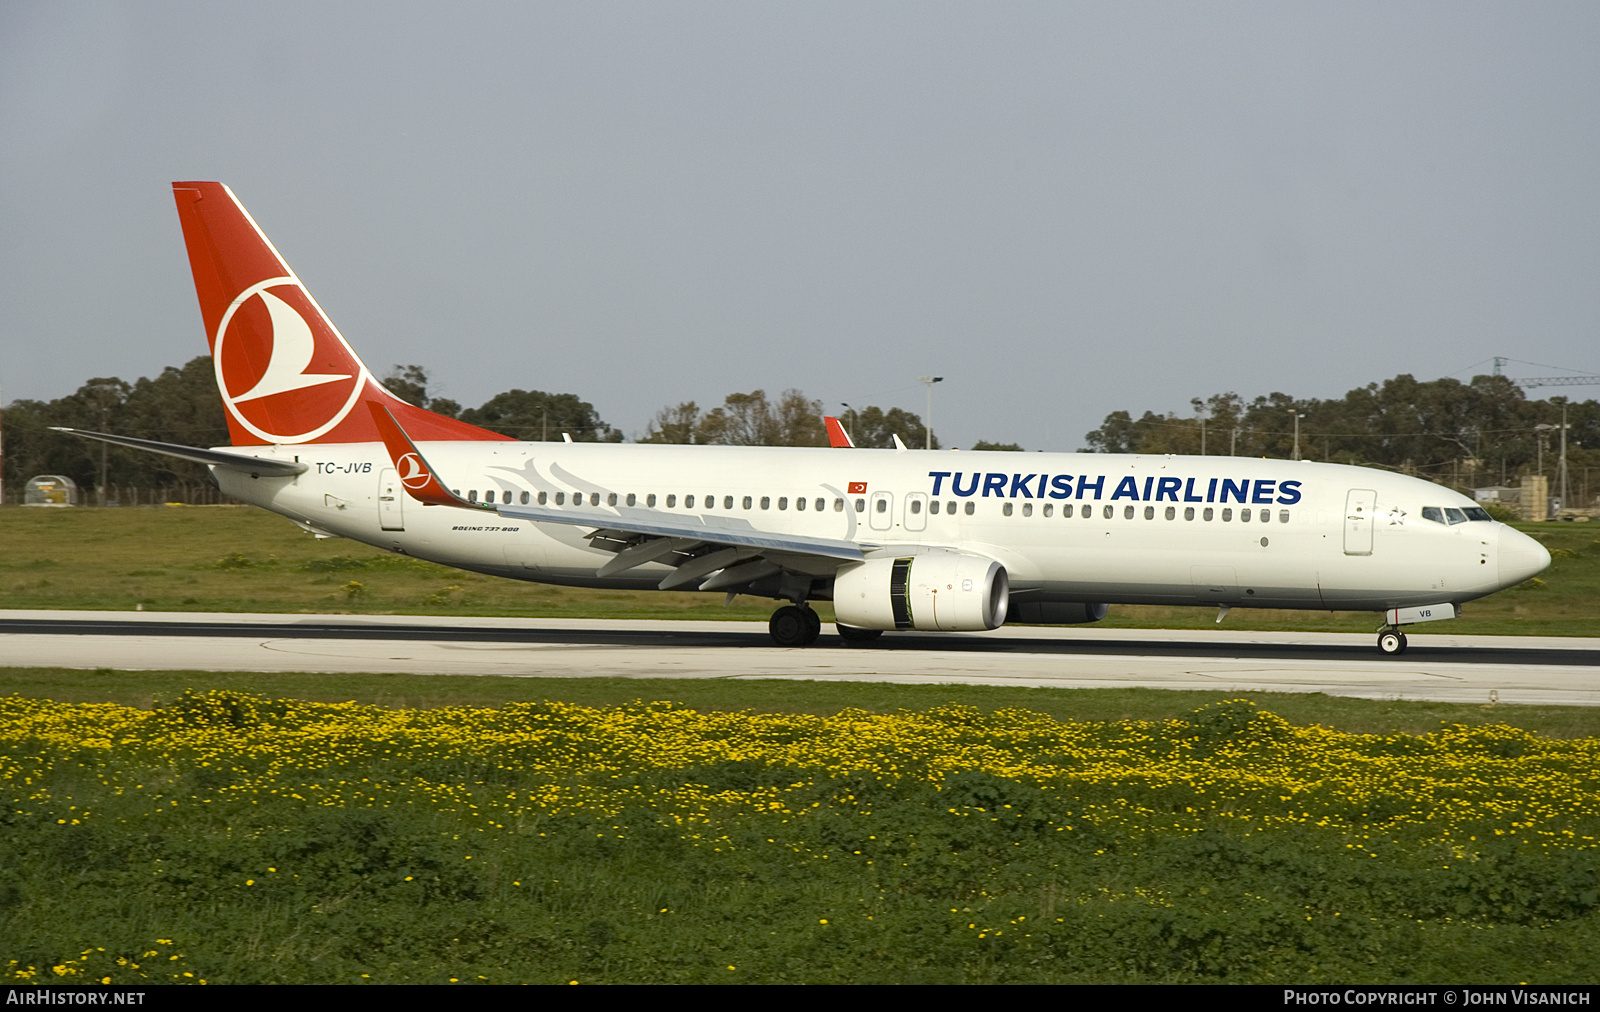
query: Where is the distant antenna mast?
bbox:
[1494,356,1600,389]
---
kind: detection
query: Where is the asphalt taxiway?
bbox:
[3,609,1598,706]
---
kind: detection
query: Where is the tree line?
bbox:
[0,362,941,502]
[1082,373,1600,504]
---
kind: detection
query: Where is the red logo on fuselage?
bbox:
[214,279,365,443]
[848,481,868,495]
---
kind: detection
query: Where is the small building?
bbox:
[1472,486,1519,504]
[24,475,79,507]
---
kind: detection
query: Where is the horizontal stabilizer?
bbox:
[49,427,307,477]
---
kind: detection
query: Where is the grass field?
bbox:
[2,687,1596,984]
[3,504,1597,635]
[5,506,1598,982]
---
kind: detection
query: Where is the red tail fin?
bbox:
[172,182,509,445]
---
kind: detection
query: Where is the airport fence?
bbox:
[0,483,241,508]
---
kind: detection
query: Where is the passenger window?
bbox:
[1165,506,1176,520]
[1222,508,1232,522]
[947,501,957,515]
[760,496,770,510]
[626,493,636,507]
[1445,508,1467,525]
[778,497,788,510]
[928,500,938,514]
[1279,509,1290,524]
[1184,507,1195,521]
[538,491,548,505]
[587,493,598,506]
[1260,509,1270,523]
[796,497,805,511]
[743,496,753,510]
[910,499,922,514]
[607,493,618,507]
[468,490,478,502]
[835,499,845,512]
[965,502,975,516]
[1102,505,1113,519]
[1124,505,1135,519]
[554,491,565,505]
[855,498,866,512]
[646,493,656,507]
[875,498,887,513]
[724,496,734,509]
[1022,503,1032,517]
[1143,506,1154,520]
[820,498,830,512]
[1241,508,1251,522]
[1203,507,1213,521]
[1042,504,1052,517]
[666,494,675,508]
[1003,503,1014,516]
[1063,504,1074,518]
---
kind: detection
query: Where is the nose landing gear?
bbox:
[769,604,822,647]
[1377,628,1408,655]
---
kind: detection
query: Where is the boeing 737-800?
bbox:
[59,182,1551,654]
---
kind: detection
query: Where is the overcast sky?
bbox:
[2,1,1597,448]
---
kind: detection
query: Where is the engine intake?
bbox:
[832,554,1008,631]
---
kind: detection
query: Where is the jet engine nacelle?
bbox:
[832,553,1009,632]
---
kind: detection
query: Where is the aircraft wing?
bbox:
[49,427,309,477]
[823,416,854,448]
[367,404,867,578]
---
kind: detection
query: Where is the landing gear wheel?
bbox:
[836,623,884,646]
[801,607,822,645]
[769,606,810,647]
[1377,630,1408,656]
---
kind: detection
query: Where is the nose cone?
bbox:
[1497,527,1551,588]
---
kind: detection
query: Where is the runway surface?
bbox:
[4,609,1599,706]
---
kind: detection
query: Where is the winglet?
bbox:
[823,416,854,448]
[367,401,491,510]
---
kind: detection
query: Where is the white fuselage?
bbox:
[213,442,1549,615]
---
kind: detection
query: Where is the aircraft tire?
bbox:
[801,607,822,645]
[1377,630,1407,656]
[835,623,884,646]
[770,606,811,647]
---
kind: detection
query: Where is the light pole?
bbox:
[839,402,856,444]
[917,376,943,450]
[1291,412,1301,461]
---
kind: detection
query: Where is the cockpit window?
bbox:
[1444,508,1467,525]
[1421,507,1444,524]
[1463,506,1493,522]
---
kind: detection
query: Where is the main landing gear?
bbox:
[769,604,822,647]
[1377,628,1409,656]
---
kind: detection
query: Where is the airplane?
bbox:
[56,181,1552,655]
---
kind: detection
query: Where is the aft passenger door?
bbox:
[1344,489,1376,556]
[378,468,405,531]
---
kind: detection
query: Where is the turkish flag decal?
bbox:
[848,481,868,495]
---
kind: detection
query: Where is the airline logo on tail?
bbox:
[173,181,513,447]
[215,278,364,443]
